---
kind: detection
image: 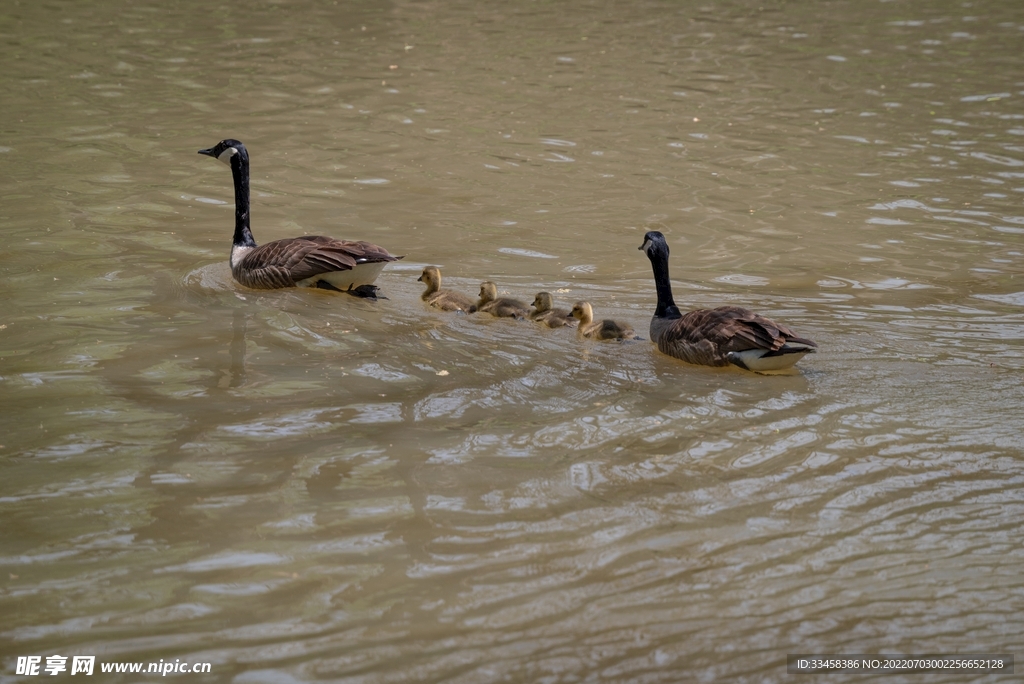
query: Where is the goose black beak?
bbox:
[198,147,215,157]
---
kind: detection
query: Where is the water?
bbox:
[2,0,1023,681]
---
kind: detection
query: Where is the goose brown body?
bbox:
[649,306,815,367]
[530,292,575,328]
[199,139,400,294]
[231,236,397,290]
[418,266,477,313]
[477,281,529,319]
[639,231,816,371]
[571,301,636,340]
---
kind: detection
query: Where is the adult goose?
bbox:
[639,231,816,371]
[198,139,401,296]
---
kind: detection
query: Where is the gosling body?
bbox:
[198,139,401,295]
[418,266,476,313]
[476,281,529,319]
[530,292,575,328]
[572,301,637,340]
[639,230,816,371]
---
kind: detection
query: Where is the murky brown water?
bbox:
[2,0,1023,681]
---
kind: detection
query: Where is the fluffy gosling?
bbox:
[418,266,476,313]
[571,301,637,340]
[530,292,575,328]
[477,281,529,319]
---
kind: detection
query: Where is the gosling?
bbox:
[418,266,476,313]
[530,292,576,328]
[477,281,529,319]
[571,301,637,340]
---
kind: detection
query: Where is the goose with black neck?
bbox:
[198,139,401,298]
[639,230,816,372]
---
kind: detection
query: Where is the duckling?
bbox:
[417,266,476,313]
[198,139,401,296]
[639,230,817,371]
[476,281,529,319]
[571,301,637,340]
[530,292,575,328]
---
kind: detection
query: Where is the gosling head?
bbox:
[198,139,248,166]
[532,292,554,312]
[479,281,498,303]
[418,266,442,288]
[571,301,594,323]
[639,230,668,257]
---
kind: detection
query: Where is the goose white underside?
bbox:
[726,347,814,372]
[295,261,388,289]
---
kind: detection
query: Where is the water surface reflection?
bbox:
[2,0,1023,681]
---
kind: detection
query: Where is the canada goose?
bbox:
[197,139,401,296]
[571,301,637,340]
[530,292,575,328]
[476,281,529,319]
[638,230,817,371]
[418,266,476,313]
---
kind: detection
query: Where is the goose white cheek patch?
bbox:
[217,147,238,165]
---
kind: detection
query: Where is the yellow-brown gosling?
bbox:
[417,266,476,313]
[530,292,575,328]
[198,139,401,298]
[639,231,816,371]
[477,281,529,319]
[571,301,637,340]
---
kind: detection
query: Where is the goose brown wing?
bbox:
[678,307,774,350]
[727,308,817,351]
[327,239,403,265]
[668,306,815,358]
[232,240,310,289]
[241,236,400,285]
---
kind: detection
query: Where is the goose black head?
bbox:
[198,139,248,166]
[639,230,668,257]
